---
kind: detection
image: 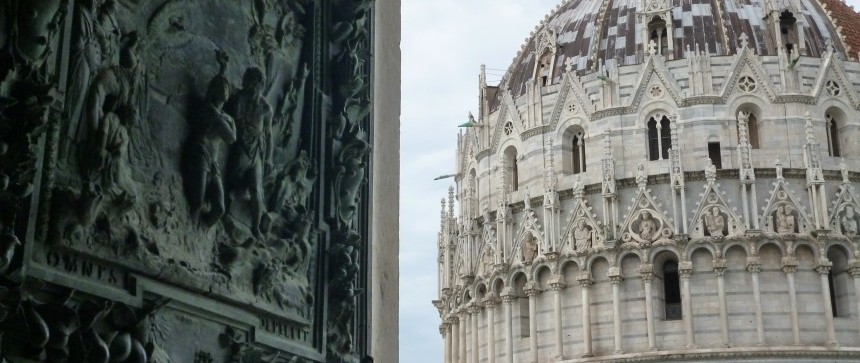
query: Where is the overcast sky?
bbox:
[399,0,860,361]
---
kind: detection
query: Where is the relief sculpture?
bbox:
[0,0,373,361]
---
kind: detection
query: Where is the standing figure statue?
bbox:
[226,67,274,237]
[522,236,538,263]
[776,205,796,233]
[187,50,237,227]
[64,0,105,156]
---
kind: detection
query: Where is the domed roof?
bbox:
[493,0,859,110]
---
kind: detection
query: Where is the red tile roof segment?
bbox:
[819,0,860,58]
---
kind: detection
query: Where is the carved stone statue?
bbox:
[842,206,858,236]
[522,236,538,263]
[186,50,237,227]
[636,163,647,188]
[704,206,725,237]
[573,219,593,250]
[776,205,796,233]
[481,247,494,275]
[226,67,274,237]
[636,211,657,241]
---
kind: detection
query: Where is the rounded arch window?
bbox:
[563,125,587,174]
[647,115,672,161]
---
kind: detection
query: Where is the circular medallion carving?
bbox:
[738,76,757,93]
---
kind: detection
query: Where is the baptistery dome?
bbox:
[434,0,860,362]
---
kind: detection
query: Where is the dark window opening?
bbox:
[572,133,586,174]
[748,114,760,149]
[708,142,722,169]
[648,118,660,161]
[828,272,839,317]
[648,17,670,55]
[660,117,671,159]
[664,260,682,320]
[512,157,519,192]
[780,11,798,55]
[827,114,841,157]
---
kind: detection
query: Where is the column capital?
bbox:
[639,263,654,281]
[440,324,449,336]
[469,304,482,315]
[609,274,623,284]
[549,282,566,291]
[483,292,499,308]
[782,257,799,274]
[578,274,593,288]
[679,261,694,279]
[816,262,833,275]
[524,286,542,297]
[849,266,860,277]
[746,257,761,273]
[447,316,460,324]
[500,289,517,303]
[713,266,726,277]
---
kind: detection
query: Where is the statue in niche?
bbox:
[775,205,797,233]
[636,211,657,241]
[225,67,274,237]
[268,150,315,217]
[522,235,538,263]
[481,247,494,275]
[703,206,726,237]
[186,50,237,227]
[573,219,593,250]
[81,32,144,213]
[841,205,858,236]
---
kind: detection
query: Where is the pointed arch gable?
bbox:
[811,52,860,109]
[509,209,545,265]
[619,187,676,245]
[628,56,685,110]
[561,194,604,254]
[689,182,746,238]
[760,178,814,235]
[719,46,778,102]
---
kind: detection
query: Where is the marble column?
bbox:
[783,261,801,346]
[579,275,594,357]
[485,294,498,363]
[451,316,460,363]
[525,283,540,363]
[714,262,730,347]
[442,323,451,363]
[748,260,766,345]
[460,309,468,363]
[851,267,860,342]
[641,265,657,351]
[817,263,839,347]
[609,268,624,354]
[550,280,566,360]
[680,263,695,348]
[502,291,515,363]
[471,304,481,363]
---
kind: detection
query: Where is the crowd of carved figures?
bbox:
[0,0,374,362]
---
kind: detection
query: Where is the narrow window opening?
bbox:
[512,157,519,191]
[779,11,798,55]
[826,113,841,157]
[748,114,760,149]
[572,132,586,174]
[648,118,660,161]
[708,142,722,169]
[660,116,672,159]
[828,271,839,317]
[648,17,669,55]
[663,260,682,320]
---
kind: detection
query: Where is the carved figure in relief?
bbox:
[187,50,237,227]
[11,0,64,73]
[95,0,120,65]
[636,211,657,241]
[82,32,143,211]
[481,247,494,275]
[704,206,725,237]
[776,205,797,233]
[573,219,593,250]
[65,0,106,155]
[334,132,371,226]
[226,67,274,237]
[842,206,858,236]
[522,235,538,263]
